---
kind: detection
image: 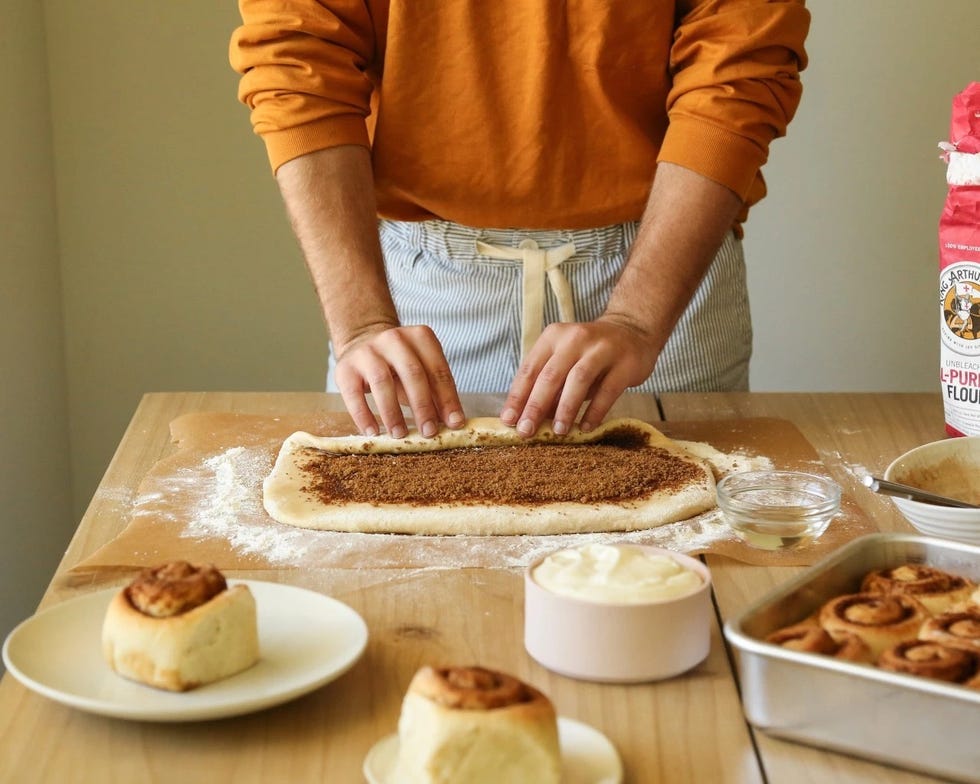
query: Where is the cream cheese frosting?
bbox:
[532,544,702,604]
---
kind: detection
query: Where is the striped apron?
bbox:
[326,219,751,394]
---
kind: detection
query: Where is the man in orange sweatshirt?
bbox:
[230,1,810,440]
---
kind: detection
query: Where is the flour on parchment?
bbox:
[135,439,772,570]
[190,447,311,562]
[131,446,310,565]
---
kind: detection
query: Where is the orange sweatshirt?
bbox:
[231,0,809,231]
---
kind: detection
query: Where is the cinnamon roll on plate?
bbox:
[102,561,258,692]
[393,665,561,784]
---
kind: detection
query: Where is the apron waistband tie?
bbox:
[474,238,577,359]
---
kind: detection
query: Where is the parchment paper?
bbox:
[70,413,875,576]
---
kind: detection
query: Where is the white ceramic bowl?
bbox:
[523,544,712,683]
[883,436,980,544]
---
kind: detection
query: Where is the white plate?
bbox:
[363,716,622,784]
[1,580,368,722]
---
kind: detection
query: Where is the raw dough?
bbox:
[262,417,716,536]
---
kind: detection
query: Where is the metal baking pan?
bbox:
[724,533,980,782]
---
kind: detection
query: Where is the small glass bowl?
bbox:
[716,470,841,551]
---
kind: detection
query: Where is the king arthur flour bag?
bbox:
[939,82,980,436]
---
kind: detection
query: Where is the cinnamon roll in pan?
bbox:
[952,586,980,612]
[102,561,259,692]
[964,669,980,690]
[727,535,980,783]
[861,564,976,614]
[877,640,978,684]
[819,592,929,659]
[919,607,980,653]
[765,620,873,663]
[394,666,561,784]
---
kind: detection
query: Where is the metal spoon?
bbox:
[861,475,980,509]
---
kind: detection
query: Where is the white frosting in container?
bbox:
[531,544,702,604]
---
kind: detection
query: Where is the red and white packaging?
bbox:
[938,82,980,436]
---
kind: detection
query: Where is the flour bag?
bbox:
[938,82,980,436]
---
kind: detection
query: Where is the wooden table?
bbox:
[0,392,955,783]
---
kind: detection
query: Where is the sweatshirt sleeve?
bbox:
[658,0,810,202]
[229,0,377,173]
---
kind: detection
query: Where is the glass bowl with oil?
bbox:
[716,470,841,550]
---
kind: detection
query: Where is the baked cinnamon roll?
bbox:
[819,592,929,659]
[766,620,873,663]
[102,561,258,691]
[125,560,228,616]
[394,665,561,784]
[919,607,980,653]
[964,670,980,690]
[953,586,980,612]
[877,640,977,684]
[861,564,975,614]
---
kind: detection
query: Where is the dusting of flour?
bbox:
[135,440,773,570]
[187,447,311,563]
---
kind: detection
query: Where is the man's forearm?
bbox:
[603,162,744,354]
[277,146,463,437]
[275,145,398,354]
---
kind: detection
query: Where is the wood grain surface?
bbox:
[0,392,956,784]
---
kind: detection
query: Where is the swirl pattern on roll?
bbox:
[761,562,980,691]
[766,621,872,662]
[861,564,975,613]
[919,608,980,653]
[126,561,227,618]
[819,592,929,658]
[878,640,978,683]
[411,666,536,710]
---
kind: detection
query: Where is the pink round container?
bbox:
[524,545,712,682]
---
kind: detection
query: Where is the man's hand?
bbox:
[276,145,465,438]
[333,324,464,438]
[500,162,744,436]
[500,318,657,437]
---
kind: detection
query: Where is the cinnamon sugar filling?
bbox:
[296,429,704,507]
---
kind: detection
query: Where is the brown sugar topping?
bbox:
[125,561,227,618]
[297,425,704,507]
